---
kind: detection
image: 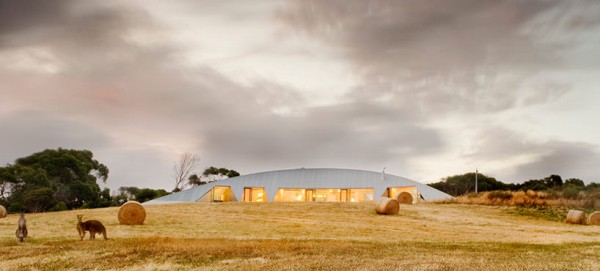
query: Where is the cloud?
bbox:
[0,0,443,189]
[276,0,600,114]
[0,111,111,164]
[511,141,600,183]
[2,0,597,191]
[462,126,600,183]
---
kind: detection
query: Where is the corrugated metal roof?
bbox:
[144,168,452,205]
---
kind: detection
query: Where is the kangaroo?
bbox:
[76,215,108,240]
[16,212,28,242]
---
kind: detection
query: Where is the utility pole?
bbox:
[475,168,478,194]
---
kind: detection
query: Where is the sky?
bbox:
[1,0,600,192]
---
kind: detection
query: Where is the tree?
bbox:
[518,179,549,191]
[200,166,240,183]
[135,188,169,203]
[513,175,564,191]
[117,186,169,203]
[428,172,508,196]
[564,178,585,187]
[0,148,109,212]
[118,186,140,201]
[24,187,56,213]
[188,174,206,186]
[544,175,563,188]
[173,153,199,192]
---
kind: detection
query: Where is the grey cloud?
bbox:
[0,110,111,164]
[277,0,599,114]
[9,1,577,190]
[0,0,71,46]
[512,141,600,183]
[199,100,442,171]
[464,126,600,183]
[0,1,147,49]
[95,148,174,191]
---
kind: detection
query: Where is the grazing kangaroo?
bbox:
[76,215,108,240]
[16,212,28,242]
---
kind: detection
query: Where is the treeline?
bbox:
[429,172,600,197]
[0,148,169,213]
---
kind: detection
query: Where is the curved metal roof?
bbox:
[144,168,451,205]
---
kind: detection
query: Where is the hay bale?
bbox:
[0,205,6,218]
[375,197,399,215]
[118,201,146,225]
[566,209,586,225]
[588,211,600,226]
[396,192,413,205]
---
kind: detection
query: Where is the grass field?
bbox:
[1,202,599,270]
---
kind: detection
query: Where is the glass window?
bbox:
[312,189,341,202]
[275,189,306,202]
[212,186,231,202]
[252,188,266,202]
[243,187,266,202]
[348,189,374,202]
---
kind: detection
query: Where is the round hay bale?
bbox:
[375,197,399,215]
[566,209,585,225]
[0,205,6,218]
[396,192,413,205]
[588,211,600,226]
[118,201,146,225]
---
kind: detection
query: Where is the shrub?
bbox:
[49,202,68,212]
[487,191,513,201]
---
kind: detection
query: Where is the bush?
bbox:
[49,202,68,212]
[487,191,513,201]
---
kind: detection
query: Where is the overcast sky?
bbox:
[1,0,600,192]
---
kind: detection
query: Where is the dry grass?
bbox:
[439,190,600,209]
[1,202,599,270]
[589,211,600,226]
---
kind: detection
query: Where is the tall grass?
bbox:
[438,190,600,209]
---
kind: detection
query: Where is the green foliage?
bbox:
[49,202,68,212]
[428,172,508,196]
[191,166,241,186]
[117,186,170,203]
[24,187,56,212]
[586,182,600,189]
[136,188,169,203]
[188,174,206,186]
[517,175,564,191]
[202,167,240,179]
[564,178,585,187]
[430,172,600,199]
[0,148,109,213]
[517,179,549,191]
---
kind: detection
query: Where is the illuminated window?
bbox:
[312,189,341,202]
[274,188,376,202]
[275,189,306,202]
[348,189,374,202]
[212,186,231,202]
[243,187,266,202]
